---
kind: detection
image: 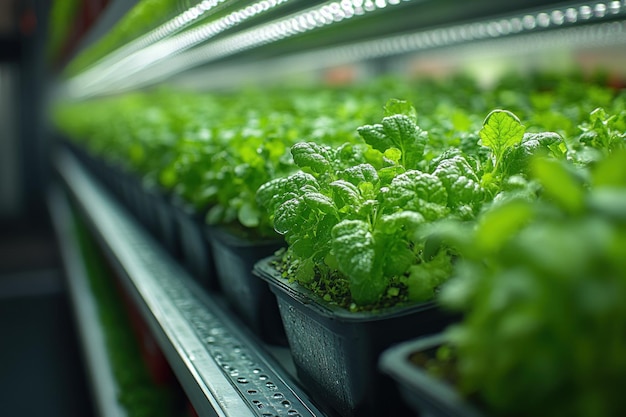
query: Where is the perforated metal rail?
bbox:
[55,149,325,417]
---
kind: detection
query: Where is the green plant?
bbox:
[157,87,376,236]
[54,73,622,242]
[257,101,565,308]
[437,150,626,417]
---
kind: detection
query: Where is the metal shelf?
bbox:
[48,185,127,417]
[54,149,326,417]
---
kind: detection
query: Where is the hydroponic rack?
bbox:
[49,1,626,417]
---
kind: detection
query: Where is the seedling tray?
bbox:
[150,191,180,258]
[207,228,285,345]
[254,256,456,417]
[173,204,216,290]
[379,334,485,417]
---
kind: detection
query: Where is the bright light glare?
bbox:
[68,0,290,96]
[65,0,626,99]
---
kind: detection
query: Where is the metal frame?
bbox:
[54,149,326,417]
[48,185,128,417]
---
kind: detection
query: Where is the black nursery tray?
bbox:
[254,256,456,417]
[207,227,286,345]
[173,203,216,290]
[379,334,485,417]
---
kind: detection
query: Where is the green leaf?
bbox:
[291,142,334,174]
[335,143,372,169]
[407,251,452,302]
[274,198,305,234]
[330,180,363,208]
[429,148,463,172]
[384,170,449,221]
[315,215,339,245]
[531,158,585,214]
[377,165,406,185]
[383,99,418,122]
[256,172,318,213]
[375,211,424,278]
[479,109,526,162]
[338,163,379,186]
[432,155,484,208]
[331,220,386,305]
[500,132,564,177]
[291,238,315,259]
[437,260,483,310]
[383,115,428,168]
[378,211,425,233]
[206,205,224,225]
[384,148,402,164]
[294,257,315,283]
[357,123,387,151]
[592,149,626,188]
[238,201,260,227]
[303,192,336,214]
[588,189,626,221]
[378,235,415,278]
[357,114,427,168]
[475,199,534,254]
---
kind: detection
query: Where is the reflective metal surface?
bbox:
[55,149,325,417]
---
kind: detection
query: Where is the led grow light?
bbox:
[68,0,291,94]
[166,1,626,91]
[77,0,228,77]
[63,0,626,99]
[326,0,626,62]
[66,0,417,97]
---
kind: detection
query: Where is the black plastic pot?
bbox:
[207,228,286,345]
[254,257,456,417]
[91,155,121,200]
[379,334,484,417]
[173,204,216,290]
[119,171,139,216]
[135,185,159,237]
[146,190,179,258]
[135,187,174,258]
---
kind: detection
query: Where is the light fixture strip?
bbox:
[66,1,626,98]
[94,0,410,90]
[346,0,626,60]
[68,0,292,94]
[120,0,292,75]
[128,0,626,89]
[75,0,228,77]
[167,18,626,92]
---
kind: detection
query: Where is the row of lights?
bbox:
[153,0,409,65]
[307,1,626,62]
[67,0,625,98]
[137,0,225,46]
[115,0,292,77]
[77,0,226,76]
[390,1,626,55]
[162,18,626,93]
[70,0,292,92]
[350,20,626,62]
[67,0,412,96]
[161,0,626,78]
[151,0,291,60]
[125,0,412,83]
